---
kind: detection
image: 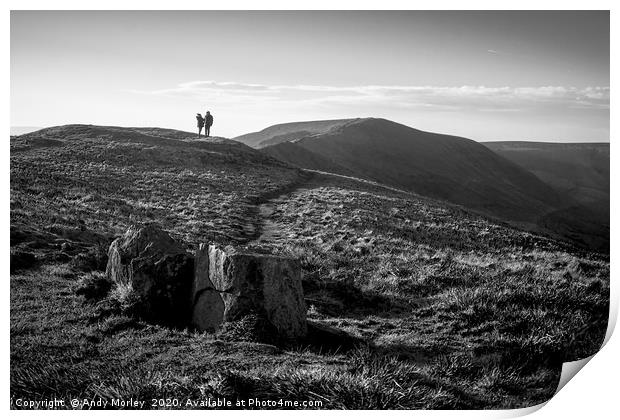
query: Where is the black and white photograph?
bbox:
[8,5,613,412]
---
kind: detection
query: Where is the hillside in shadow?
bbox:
[239,118,607,252]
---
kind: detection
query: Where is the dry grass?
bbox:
[10,126,609,409]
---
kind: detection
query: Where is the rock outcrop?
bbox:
[106,224,193,324]
[192,244,307,339]
[105,225,307,338]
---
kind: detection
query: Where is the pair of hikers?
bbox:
[196,111,214,137]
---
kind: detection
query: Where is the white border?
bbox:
[3,1,617,419]
[2,0,618,10]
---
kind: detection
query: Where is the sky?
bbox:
[11,11,610,141]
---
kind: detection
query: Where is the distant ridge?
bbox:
[483,141,609,251]
[234,119,359,148]
[483,141,609,204]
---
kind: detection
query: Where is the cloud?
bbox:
[129,81,610,112]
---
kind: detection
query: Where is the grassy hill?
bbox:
[234,119,357,148]
[245,118,567,224]
[262,141,357,177]
[10,125,609,409]
[10,124,301,249]
[239,118,609,252]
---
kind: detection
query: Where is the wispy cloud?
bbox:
[129,81,610,112]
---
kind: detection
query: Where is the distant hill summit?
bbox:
[234,118,359,148]
[244,118,566,224]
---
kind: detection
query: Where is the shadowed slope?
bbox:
[254,118,567,225]
[484,141,609,251]
[261,141,357,177]
[234,119,358,148]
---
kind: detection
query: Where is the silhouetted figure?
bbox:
[196,113,205,137]
[205,111,214,137]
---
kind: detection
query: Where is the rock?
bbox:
[193,288,226,332]
[192,244,307,339]
[106,224,185,283]
[106,224,193,324]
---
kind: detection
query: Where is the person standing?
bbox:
[205,111,214,137]
[196,113,205,137]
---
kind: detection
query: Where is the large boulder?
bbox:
[192,244,307,339]
[191,243,225,332]
[106,224,193,324]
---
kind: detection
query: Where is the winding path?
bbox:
[244,168,419,245]
[242,170,316,245]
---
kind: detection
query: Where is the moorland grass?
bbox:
[10,127,609,409]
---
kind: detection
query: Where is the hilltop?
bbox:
[10,124,609,409]
[11,124,301,249]
[234,118,357,148]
